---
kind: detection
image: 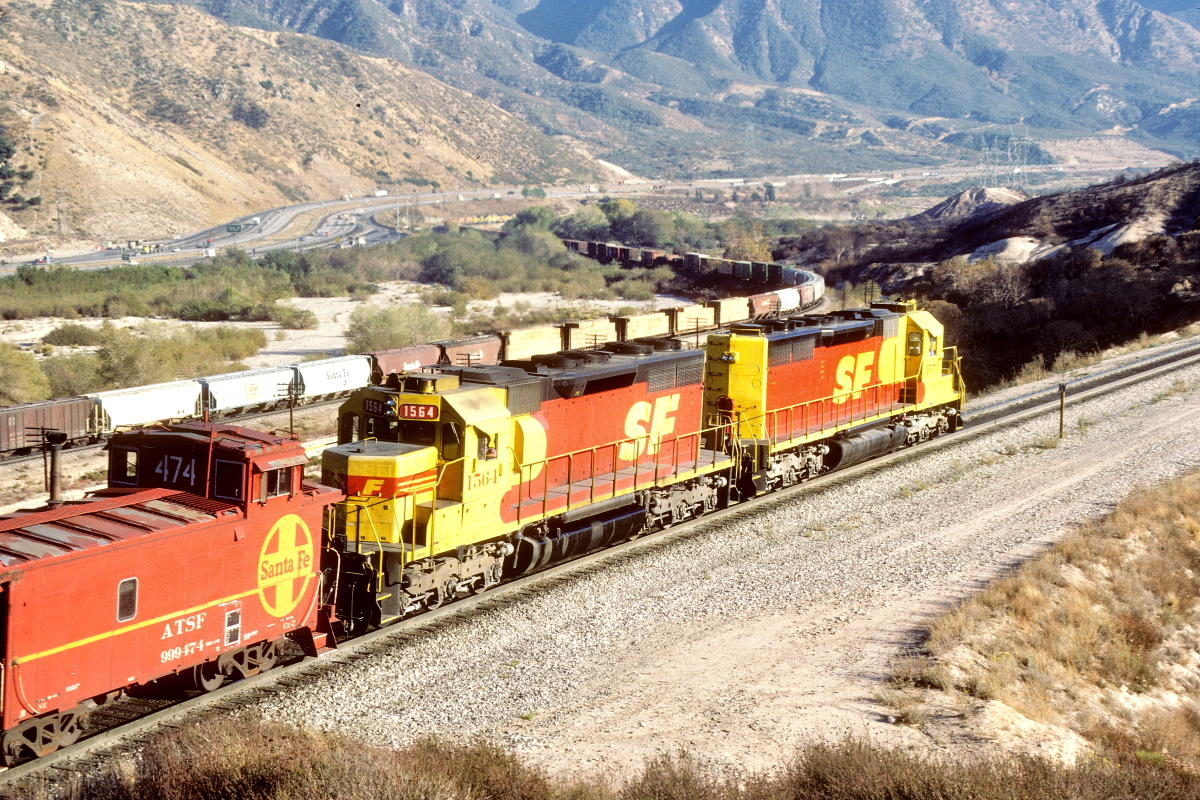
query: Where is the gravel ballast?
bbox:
[249,352,1200,777]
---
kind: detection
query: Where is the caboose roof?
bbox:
[107,421,301,459]
[0,488,239,567]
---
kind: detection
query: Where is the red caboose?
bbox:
[0,422,342,764]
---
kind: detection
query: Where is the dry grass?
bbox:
[20,715,1200,800]
[899,470,1200,767]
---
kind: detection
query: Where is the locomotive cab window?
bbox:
[117,577,138,622]
[213,460,244,501]
[365,415,399,441]
[477,430,498,460]
[110,448,138,486]
[442,422,463,460]
[340,414,361,444]
[928,334,939,356]
[401,421,436,446]
[907,332,923,356]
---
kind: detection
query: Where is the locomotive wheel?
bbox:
[193,659,226,693]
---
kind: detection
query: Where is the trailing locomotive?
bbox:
[327,301,963,633]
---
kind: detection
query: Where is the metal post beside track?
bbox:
[1059,383,1066,439]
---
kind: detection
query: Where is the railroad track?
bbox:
[5,337,1200,792]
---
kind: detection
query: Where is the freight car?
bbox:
[327,301,963,633]
[557,237,826,304]
[0,422,342,763]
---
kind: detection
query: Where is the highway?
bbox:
[2,160,1146,274]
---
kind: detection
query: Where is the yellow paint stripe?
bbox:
[14,587,268,664]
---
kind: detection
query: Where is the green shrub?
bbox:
[42,323,105,346]
[345,304,450,353]
[270,304,319,330]
[0,345,50,404]
[41,352,103,397]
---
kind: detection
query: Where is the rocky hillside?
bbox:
[0,0,608,241]
[162,0,1200,175]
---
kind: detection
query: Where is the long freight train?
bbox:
[0,268,822,459]
[0,301,959,765]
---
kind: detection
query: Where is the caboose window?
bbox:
[263,468,289,499]
[224,609,241,646]
[110,448,139,485]
[117,578,138,622]
[214,460,244,500]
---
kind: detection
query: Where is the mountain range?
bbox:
[155,0,1200,176]
[0,0,608,241]
[3,0,1200,242]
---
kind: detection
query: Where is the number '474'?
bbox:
[155,455,196,486]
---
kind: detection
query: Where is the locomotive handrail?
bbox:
[512,422,729,524]
[738,375,927,450]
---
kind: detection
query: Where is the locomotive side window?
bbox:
[442,423,463,460]
[110,448,139,486]
[213,460,244,500]
[907,332,923,356]
[117,578,138,622]
[929,334,939,356]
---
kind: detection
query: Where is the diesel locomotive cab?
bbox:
[326,372,515,632]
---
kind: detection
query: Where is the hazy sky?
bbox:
[1138,0,1196,13]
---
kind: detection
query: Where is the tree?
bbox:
[721,219,771,262]
[503,206,556,231]
[552,206,610,241]
[764,183,777,201]
[599,197,637,222]
[346,304,450,352]
[41,353,103,397]
[610,209,675,247]
[0,346,51,404]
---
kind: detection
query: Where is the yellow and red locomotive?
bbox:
[328,301,964,633]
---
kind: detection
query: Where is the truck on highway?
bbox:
[373,190,389,197]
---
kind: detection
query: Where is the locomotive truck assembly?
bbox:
[0,301,962,765]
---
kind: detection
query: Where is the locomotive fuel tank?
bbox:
[823,425,909,471]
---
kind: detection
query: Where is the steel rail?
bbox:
[5,337,1200,791]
